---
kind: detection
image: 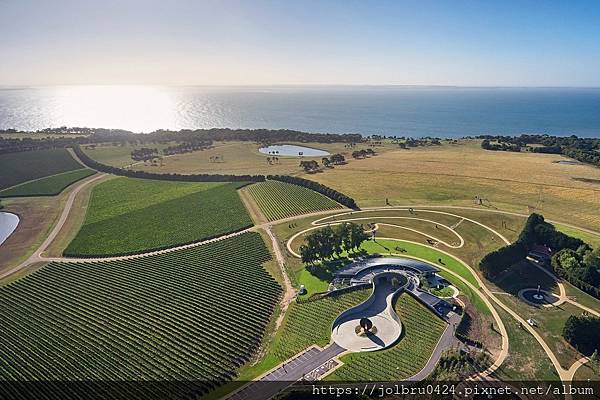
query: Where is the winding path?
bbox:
[286,207,600,382]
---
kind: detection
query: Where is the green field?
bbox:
[327,293,447,381]
[0,233,281,396]
[0,169,95,197]
[64,177,253,256]
[247,180,341,221]
[0,148,84,190]
[266,289,370,364]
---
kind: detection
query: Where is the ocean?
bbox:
[1,86,599,138]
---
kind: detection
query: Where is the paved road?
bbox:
[406,312,461,381]
[227,344,345,400]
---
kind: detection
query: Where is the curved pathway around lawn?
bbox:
[286,207,600,382]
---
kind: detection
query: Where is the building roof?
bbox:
[334,257,439,279]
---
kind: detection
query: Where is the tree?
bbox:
[321,157,331,168]
[584,248,600,270]
[299,160,319,173]
[300,245,316,265]
[332,225,346,256]
[330,153,345,165]
[319,226,336,259]
[339,223,353,253]
[563,315,600,356]
[350,223,369,250]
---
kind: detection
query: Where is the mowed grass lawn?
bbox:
[0,148,84,190]
[247,180,341,221]
[64,177,253,256]
[327,293,447,381]
[0,169,95,197]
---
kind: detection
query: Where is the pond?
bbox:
[0,212,19,247]
[258,144,330,157]
[556,160,581,165]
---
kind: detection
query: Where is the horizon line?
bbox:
[1,83,600,90]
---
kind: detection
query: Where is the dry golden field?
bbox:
[85,140,395,176]
[306,141,600,231]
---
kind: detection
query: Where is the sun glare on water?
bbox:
[52,85,179,132]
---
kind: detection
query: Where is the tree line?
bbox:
[267,175,359,210]
[301,154,347,172]
[0,127,364,155]
[479,213,586,279]
[479,134,600,167]
[299,222,370,264]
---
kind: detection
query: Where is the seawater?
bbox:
[1,86,599,137]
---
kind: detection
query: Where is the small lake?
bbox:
[556,160,582,165]
[258,144,330,157]
[0,212,19,246]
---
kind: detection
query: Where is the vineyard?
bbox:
[0,148,84,190]
[268,288,370,362]
[0,233,281,398]
[326,293,447,381]
[0,169,95,197]
[64,178,253,256]
[247,180,342,221]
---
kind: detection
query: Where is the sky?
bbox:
[1,0,599,87]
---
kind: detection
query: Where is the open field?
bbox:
[492,306,560,381]
[326,293,446,381]
[494,289,585,370]
[0,233,281,396]
[0,148,84,190]
[64,178,252,256]
[0,169,95,197]
[247,180,342,221]
[84,140,395,176]
[81,142,173,167]
[305,142,600,231]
